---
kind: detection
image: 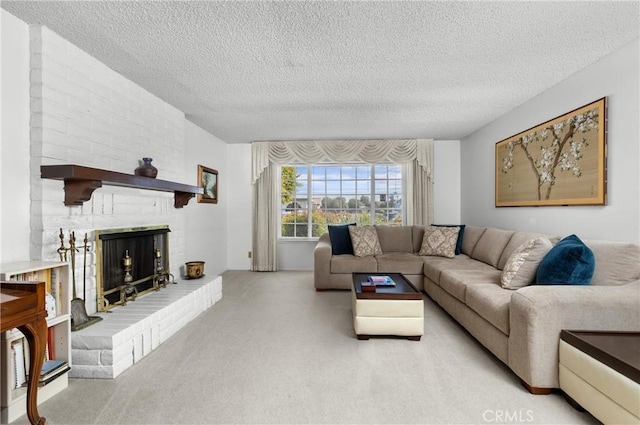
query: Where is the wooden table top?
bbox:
[1,286,43,333]
[561,330,640,384]
[352,273,423,300]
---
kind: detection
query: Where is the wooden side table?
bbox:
[1,281,48,425]
[559,330,640,424]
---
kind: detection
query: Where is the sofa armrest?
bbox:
[508,281,640,389]
[314,233,332,290]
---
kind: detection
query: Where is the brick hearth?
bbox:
[70,276,222,379]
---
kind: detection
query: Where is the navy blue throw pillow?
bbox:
[432,224,466,255]
[536,234,595,285]
[328,223,356,255]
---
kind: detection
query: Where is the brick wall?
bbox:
[30,26,188,314]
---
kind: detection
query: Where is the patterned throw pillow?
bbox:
[501,238,553,289]
[348,226,383,257]
[432,224,466,255]
[418,226,460,258]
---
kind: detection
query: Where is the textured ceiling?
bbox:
[3,1,639,144]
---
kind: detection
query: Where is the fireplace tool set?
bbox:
[60,226,176,313]
[120,249,138,303]
[57,229,102,331]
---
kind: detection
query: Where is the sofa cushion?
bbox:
[472,228,515,268]
[536,234,595,285]
[330,255,378,274]
[423,255,495,285]
[501,238,554,289]
[461,226,487,256]
[418,226,460,258]
[423,256,456,284]
[432,224,465,255]
[376,253,425,275]
[583,240,640,286]
[498,231,555,270]
[466,284,512,335]
[327,223,356,255]
[349,226,383,257]
[438,269,502,303]
[411,225,426,253]
[375,225,414,253]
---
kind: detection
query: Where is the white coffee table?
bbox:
[351,273,424,340]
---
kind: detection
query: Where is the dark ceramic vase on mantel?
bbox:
[135,157,158,178]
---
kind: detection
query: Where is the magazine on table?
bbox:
[367,275,396,286]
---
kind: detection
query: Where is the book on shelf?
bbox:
[50,267,63,315]
[10,332,68,390]
[11,339,27,389]
[47,327,55,361]
[367,275,396,286]
[39,364,71,387]
[41,359,67,375]
[41,268,52,293]
[10,270,47,283]
[22,359,70,388]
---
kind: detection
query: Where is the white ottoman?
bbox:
[351,273,424,340]
[559,330,640,425]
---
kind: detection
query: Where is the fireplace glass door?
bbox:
[96,226,170,311]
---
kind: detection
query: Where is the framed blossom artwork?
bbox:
[197,165,218,204]
[495,97,607,207]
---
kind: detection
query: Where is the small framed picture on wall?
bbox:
[197,165,218,204]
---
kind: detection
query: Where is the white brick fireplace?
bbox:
[30,25,188,277]
[71,276,222,379]
[28,25,222,378]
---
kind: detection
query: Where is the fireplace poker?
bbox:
[83,233,89,302]
[70,231,91,330]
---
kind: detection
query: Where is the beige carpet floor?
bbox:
[13,270,599,425]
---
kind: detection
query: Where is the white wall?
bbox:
[226,143,253,270]
[433,140,461,224]
[184,121,228,277]
[0,10,31,263]
[461,38,640,243]
[278,240,315,271]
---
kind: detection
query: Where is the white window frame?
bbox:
[278,163,406,240]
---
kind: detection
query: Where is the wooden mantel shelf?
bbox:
[41,164,204,208]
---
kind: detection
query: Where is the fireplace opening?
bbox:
[96,225,171,312]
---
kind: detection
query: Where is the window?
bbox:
[280,164,404,238]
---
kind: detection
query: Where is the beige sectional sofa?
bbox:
[314,225,640,393]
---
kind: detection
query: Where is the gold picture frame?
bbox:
[495,97,607,207]
[197,165,218,204]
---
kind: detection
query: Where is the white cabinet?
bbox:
[1,261,71,424]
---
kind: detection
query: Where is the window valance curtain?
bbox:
[252,139,431,184]
[251,139,434,271]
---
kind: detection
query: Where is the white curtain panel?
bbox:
[407,159,434,226]
[252,162,278,271]
[251,139,434,271]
